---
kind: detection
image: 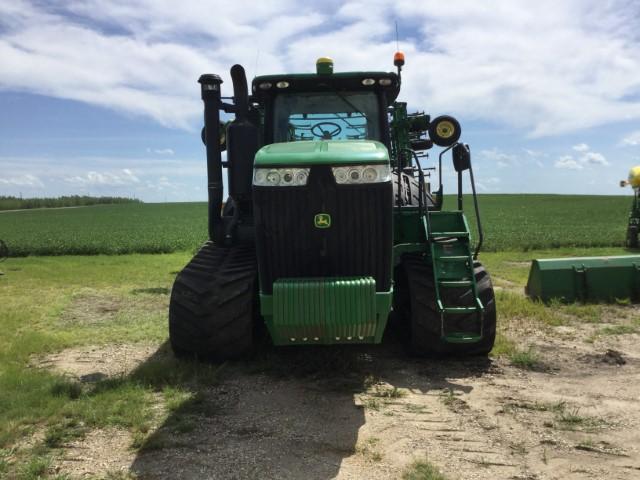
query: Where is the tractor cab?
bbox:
[252,57,399,148]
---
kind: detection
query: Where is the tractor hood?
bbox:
[254,140,389,167]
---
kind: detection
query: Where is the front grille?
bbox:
[253,166,393,294]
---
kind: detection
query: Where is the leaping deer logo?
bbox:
[314,213,331,229]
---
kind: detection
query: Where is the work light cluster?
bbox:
[332,165,391,184]
[253,167,310,186]
[253,164,391,186]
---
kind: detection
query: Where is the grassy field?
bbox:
[0,194,630,256]
[0,247,636,479]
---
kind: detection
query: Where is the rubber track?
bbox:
[169,241,257,360]
[398,253,496,356]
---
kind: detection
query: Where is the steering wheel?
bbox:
[311,122,342,139]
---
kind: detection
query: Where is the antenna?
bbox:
[395,20,399,51]
[393,21,405,82]
[253,48,260,79]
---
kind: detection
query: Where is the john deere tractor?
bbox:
[169,54,496,359]
[622,166,640,248]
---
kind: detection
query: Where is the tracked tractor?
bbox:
[621,166,640,249]
[169,54,496,359]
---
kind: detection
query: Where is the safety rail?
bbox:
[437,143,484,259]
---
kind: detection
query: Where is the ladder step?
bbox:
[439,280,472,288]
[430,231,469,238]
[443,332,483,344]
[437,256,469,262]
[442,306,479,314]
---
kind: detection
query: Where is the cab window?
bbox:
[273,91,380,142]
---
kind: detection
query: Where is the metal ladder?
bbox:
[423,213,485,344]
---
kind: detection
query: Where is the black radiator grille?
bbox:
[253,166,393,294]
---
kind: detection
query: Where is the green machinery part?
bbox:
[526,256,640,302]
[626,188,640,248]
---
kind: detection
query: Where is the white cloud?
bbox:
[147,148,175,155]
[581,151,609,166]
[556,144,610,169]
[555,155,583,170]
[622,131,640,146]
[0,1,638,135]
[522,149,546,167]
[480,148,516,167]
[0,173,44,187]
[64,168,140,186]
[0,154,208,201]
[572,143,589,152]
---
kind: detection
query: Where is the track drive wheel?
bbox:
[169,241,258,360]
[395,253,496,356]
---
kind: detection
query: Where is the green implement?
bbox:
[526,256,640,302]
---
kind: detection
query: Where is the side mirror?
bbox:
[201,121,227,151]
[452,143,471,172]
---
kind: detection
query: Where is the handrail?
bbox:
[438,143,485,258]
[468,160,484,259]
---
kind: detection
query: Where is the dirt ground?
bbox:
[38,306,640,480]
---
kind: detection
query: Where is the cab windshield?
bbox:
[273,91,380,142]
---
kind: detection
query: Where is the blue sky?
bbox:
[1,0,639,201]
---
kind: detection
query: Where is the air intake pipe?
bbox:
[227,64,258,214]
[198,73,224,242]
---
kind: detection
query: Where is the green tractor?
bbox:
[169,54,496,359]
[622,166,640,249]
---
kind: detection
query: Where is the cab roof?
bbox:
[251,71,400,104]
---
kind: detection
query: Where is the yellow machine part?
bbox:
[629,166,640,188]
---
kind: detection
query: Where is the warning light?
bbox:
[394,51,405,67]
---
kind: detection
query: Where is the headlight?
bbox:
[253,167,310,186]
[332,164,391,184]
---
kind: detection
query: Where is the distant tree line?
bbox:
[0,195,142,211]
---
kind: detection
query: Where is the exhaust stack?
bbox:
[198,74,224,242]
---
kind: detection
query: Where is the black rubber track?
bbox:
[395,253,496,356]
[393,172,435,208]
[169,241,257,360]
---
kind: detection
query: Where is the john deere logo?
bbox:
[314,213,331,228]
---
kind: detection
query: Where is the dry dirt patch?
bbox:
[33,304,640,479]
[60,288,168,326]
[55,428,135,478]
[34,343,159,382]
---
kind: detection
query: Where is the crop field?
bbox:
[0,202,208,257]
[0,194,630,256]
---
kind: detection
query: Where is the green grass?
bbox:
[599,324,638,335]
[0,194,630,256]
[402,460,449,480]
[509,347,543,370]
[0,252,226,477]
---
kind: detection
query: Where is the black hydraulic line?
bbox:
[199,74,224,243]
[438,144,454,210]
[468,162,484,259]
[457,171,463,211]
